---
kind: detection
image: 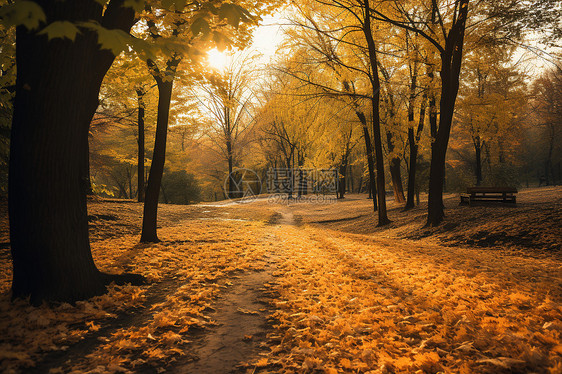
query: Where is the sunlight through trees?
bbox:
[0,0,561,372]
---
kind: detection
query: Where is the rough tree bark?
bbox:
[9,0,144,304]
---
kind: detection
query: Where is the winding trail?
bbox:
[174,211,296,373]
[176,270,274,373]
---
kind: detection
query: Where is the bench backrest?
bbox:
[466,186,518,194]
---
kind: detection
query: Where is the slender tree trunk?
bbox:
[286,156,293,199]
[389,157,405,203]
[498,140,505,164]
[274,162,279,193]
[427,0,469,226]
[300,168,306,196]
[405,129,418,209]
[474,136,482,186]
[9,0,143,304]
[297,156,305,197]
[136,88,146,202]
[363,0,390,226]
[141,79,174,242]
[371,95,391,226]
[405,97,426,210]
[356,111,377,210]
[387,131,406,203]
[338,160,347,199]
[141,54,180,242]
[377,60,404,205]
[349,165,354,192]
[115,179,127,199]
[226,138,235,198]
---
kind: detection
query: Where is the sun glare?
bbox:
[207,48,228,70]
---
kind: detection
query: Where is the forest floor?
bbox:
[0,186,561,373]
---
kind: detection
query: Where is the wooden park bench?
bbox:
[460,186,518,205]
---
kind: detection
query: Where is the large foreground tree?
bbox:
[6,0,144,304]
[4,0,263,302]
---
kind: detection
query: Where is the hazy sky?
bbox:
[206,12,286,70]
[251,13,286,62]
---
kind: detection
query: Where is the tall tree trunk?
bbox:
[378,59,405,205]
[115,178,128,199]
[286,155,293,199]
[474,136,482,186]
[338,159,347,199]
[274,162,279,193]
[297,155,305,197]
[141,55,180,242]
[349,165,354,192]
[226,138,235,198]
[405,96,427,210]
[427,0,469,226]
[356,110,377,210]
[389,157,405,203]
[387,131,406,203]
[141,76,174,242]
[363,0,390,226]
[9,0,142,304]
[136,88,146,202]
[303,169,308,195]
[371,96,391,226]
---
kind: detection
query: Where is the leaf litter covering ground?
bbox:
[0,189,559,373]
[0,218,272,373]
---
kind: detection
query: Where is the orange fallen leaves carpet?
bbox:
[0,201,560,373]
